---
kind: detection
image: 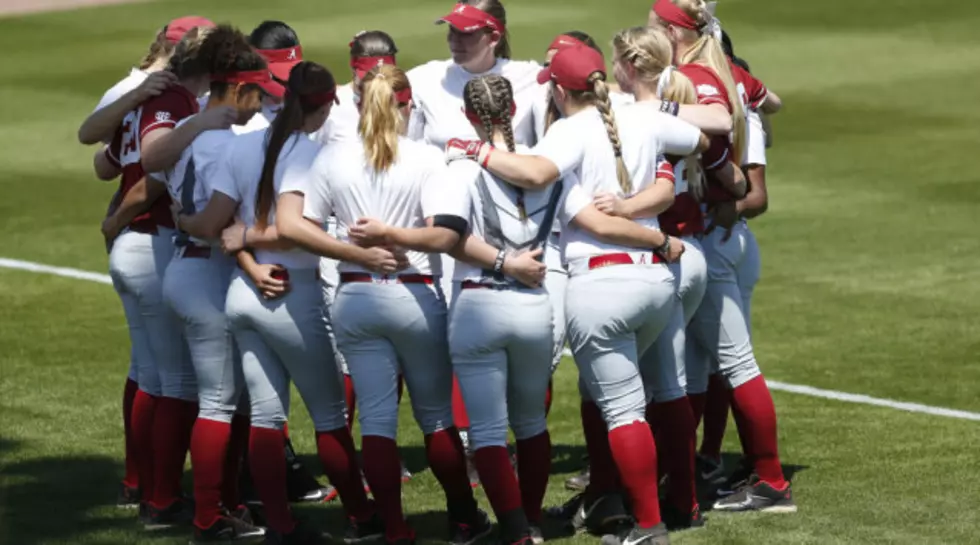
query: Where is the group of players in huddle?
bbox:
[77,1,791,544]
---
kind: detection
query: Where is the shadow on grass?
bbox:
[0,452,133,545]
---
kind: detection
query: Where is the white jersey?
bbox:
[406,58,542,149]
[446,145,565,283]
[311,84,359,145]
[535,105,701,262]
[233,106,278,135]
[531,84,636,143]
[95,68,147,112]
[290,137,464,276]
[152,118,236,247]
[744,110,766,167]
[211,128,322,269]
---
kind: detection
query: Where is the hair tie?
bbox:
[656,66,674,98]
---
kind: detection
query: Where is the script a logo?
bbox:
[287,48,297,60]
[455,4,466,13]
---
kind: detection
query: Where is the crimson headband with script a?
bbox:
[351,55,396,73]
[448,3,504,33]
[259,46,303,64]
[652,0,699,31]
[213,70,272,85]
[394,87,412,105]
[463,101,516,125]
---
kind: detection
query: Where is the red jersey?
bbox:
[729,61,769,110]
[657,159,703,237]
[104,85,200,231]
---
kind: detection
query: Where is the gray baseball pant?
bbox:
[544,232,568,374]
[448,285,553,449]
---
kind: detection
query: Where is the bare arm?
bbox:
[759,90,782,115]
[141,107,235,173]
[79,71,177,145]
[601,178,676,220]
[93,148,121,181]
[478,148,560,190]
[109,177,167,228]
[351,217,462,254]
[737,164,768,219]
[245,225,294,251]
[677,103,733,135]
[448,233,547,288]
[708,161,748,199]
[572,204,668,249]
[177,192,238,240]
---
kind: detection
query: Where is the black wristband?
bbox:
[660,100,679,116]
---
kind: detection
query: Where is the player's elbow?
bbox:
[78,127,100,146]
[275,213,300,244]
[760,93,782,115]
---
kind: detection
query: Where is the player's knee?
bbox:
[725,361,761,389]
[468,421,509,450]
[359,410,399,439]
[249,411,287,430]
[510,415,547,442]
[310,400,348,432]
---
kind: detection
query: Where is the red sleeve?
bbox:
[105,127,123,168]
[139,89,196,140]
[731,63,768,109]
[677,64,731,111]
[656,159,675,183]
[702,136,730,170]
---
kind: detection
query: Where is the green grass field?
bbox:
[2,0,980,544]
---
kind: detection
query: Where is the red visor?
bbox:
[548,34,588,52]
[301,89,340,107]
[536,45,605,91]
[165,16,215,44]
[652,0,699,31]
[351,55,397,79]
[214,69,281,98]
[394,87,412,105]
[437,3,504,34]
[463,101,516,125]
[258,46,304,97]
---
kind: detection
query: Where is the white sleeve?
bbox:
[655,115,703,156]
[300,167,333,223]
[531,118,586,179]
[556,172,591,227]
[210,144,240,202]
[744,110,767,166]
[94,78,135,112]
[421,158,469,219]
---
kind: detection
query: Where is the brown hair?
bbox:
[463,75,516,153]
[358,64,411,173]
[255,61,337,228]
[460,0,510,59]
[138,27,175,70]
[167,24,260,84]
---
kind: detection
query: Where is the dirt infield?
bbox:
[0,0,150,17]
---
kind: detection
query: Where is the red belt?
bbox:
[339,273,434,284]
[179,246,212,259]
[461,281,495,290]
[588,252,663,270]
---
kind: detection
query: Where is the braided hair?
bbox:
[463,75,527,219]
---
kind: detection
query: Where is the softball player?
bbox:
[450,44,704,545]
[96,23,241,529]
[276,65,491,545]
[81,15,209,510]
[650,0,796,513]
[197,60,382,545]
[150,25,274,542]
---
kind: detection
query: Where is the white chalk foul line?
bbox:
[3,256,979,423]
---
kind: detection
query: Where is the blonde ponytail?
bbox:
[357,65,410,173]
[590,74,631,196]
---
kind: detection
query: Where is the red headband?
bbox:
[394,87,412,105]
[213,70,272,85]
[258,46,303,64]
[300,89,338,107]
[549,34,588,52]
[351,55,397,73]
[652,0,699,31]
[442,4,505,34]
[463,101,517,126]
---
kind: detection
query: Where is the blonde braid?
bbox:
[590,73,631,195]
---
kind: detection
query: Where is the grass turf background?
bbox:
[1,0,979,544]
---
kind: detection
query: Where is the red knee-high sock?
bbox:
[122,378,140,489]
[190,418,232,529]
[544,380,554,417]
[397,374,405,404]
[344,375,356,431]
[250,427,295,533]
[424,427,477,520]
[362,435,413,541]
[516,432,551,523]
[132,390,158,503]
[688,392,707,429]
[150,397,197,509]
[451,376,470,430]
[222,414,250,509]
[473,446,522,518]
[730,376,786,488]
[699,374,731,462]
[608,422,662,528]
[647,400,697,512]
[580,401,618,497]
[315,428,372,520]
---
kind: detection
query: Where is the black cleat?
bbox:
[564,465,590,492]
[192,514,266,543]
[344,511,385,543]
[695,455,725,486]
[528,525,544,544]
[117,483,140,509]
[285,439,337,503]
[715,460,754,498]
[449,508,493,545]
[143,499,194,531]
[600,523,671,545]
[660,504,705,532]
[712,478,797,513]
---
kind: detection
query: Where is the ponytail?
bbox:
[255,61,337,228]
[589,74,631,196]
[358,64,411,173]
[139,28,175,70]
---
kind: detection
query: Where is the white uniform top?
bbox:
[535,105,701,262]
[531,84,636,143]
[291,137,463,276]
[233,106,278,135]
[152,117,236,247]
[311,84,359,145]
[210,128,322,269]
[96,68,147,112]
[744,110,766,166]
[445,145,565,283]
[407,58,542,149]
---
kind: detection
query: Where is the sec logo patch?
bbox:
[697,84,720,97]
[155,111,172,123]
